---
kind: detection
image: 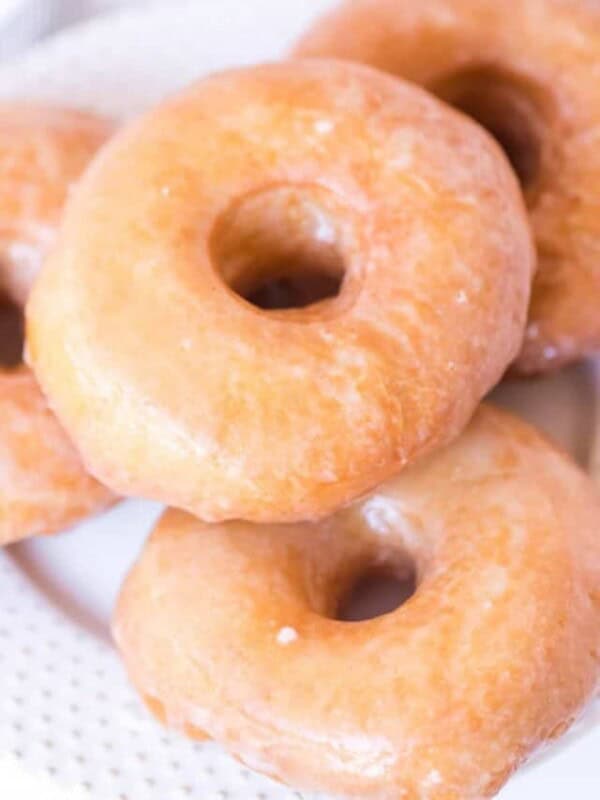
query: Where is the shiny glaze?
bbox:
[0,105,115,544]
[295,0,600,374]
[27,61,533,522]
[115,406,600,799]
[0,104,113,304]
[0,368,114,544]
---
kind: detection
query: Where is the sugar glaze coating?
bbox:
[295,0,600,373]
[27,61,533,522]
[115,406,600,799]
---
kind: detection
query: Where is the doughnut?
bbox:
[114,405,600,800]
[294,0,600,374]
[0,365,115,546]
[0,104,113,305]
[0,106,114,544]
[27,60,533,522]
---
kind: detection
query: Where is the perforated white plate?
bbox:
[0,2,599,798]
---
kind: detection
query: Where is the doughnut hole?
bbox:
[432,66,550,198]
[336,557,418,622]
[209,184,353,317]
[0,294,24,367]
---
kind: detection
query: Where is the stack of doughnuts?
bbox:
[0,105,115,544]
[4,2,600,798]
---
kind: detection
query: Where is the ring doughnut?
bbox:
[0,104,113,305]
[295,0,600,374]
[27,61,533,522]
[0,105,114,544]
[0,364,115,546]
[114,405,600,800]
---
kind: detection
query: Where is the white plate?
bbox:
[0,1,599,798]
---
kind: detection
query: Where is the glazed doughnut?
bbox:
[295,0,600,374]
[0,106,114,544]
[114,405,600,800]
[0,364,114,546]
[0,104,113,305]
[27,61,533,522]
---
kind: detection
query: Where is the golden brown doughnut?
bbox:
[0,365,114,546]
[27,61,533,522]
[295,0,600,374]
[0,104,113,305]
[114,405,600,800]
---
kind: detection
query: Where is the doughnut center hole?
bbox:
[433,66,545,191]
[210,186,347,312]
[0,295,24,367]
[337,564,417,622]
